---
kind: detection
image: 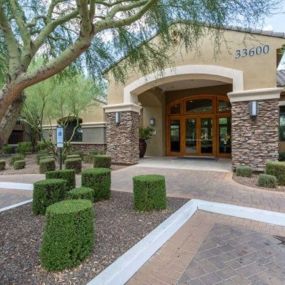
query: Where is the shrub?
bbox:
[257,174,277,188]
[266,161,285,185]
[32,179,67,215]
[16,141,32,154]
[10,154,25,165]
[40,158,56,174]
[65,158,82,174]
[279,152,285,161]
[133,175,167,211]
[36,141,51,152]
[0,160,5,171]
[14,160,25,170]
[82,168,111,201]
[83,154,94,163]
[36,151,50,164]
[40,199,94,271]
[3,144,14,154]
[236,165,252,177]
[93,155,111,168]
[46,169,76,191]
[67,187,94,201]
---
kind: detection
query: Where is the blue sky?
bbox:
[263,1,285,32]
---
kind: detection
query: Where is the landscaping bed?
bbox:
[0,191,188,285]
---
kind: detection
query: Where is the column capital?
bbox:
[103,103,141,113]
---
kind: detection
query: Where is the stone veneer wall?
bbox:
[231,99,279,171]
[106,111,140,164]
[70,143,106,154]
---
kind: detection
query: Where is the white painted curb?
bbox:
[0,199,32,213]
[0,182,33,191]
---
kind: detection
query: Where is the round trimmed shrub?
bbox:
[93,155,111,168]
[133,175,167,211]
[14,160,25,170]
[266,161,285,185]
[40,158,56,174]
[82,168,111,201]
[67,187,94,201]
[236,165,252,177]
[65,158,82,174]
[46,169,76,191]
[40,199,94,271]
[257,174,277,188]
[10,154,25,166]
[0,160,5,171]
[32,179,67,215]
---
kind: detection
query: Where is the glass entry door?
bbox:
[169,118,181,154]
[185,118,197,154]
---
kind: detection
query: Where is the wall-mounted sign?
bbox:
[235,45,270,59]
[56,126,64,148]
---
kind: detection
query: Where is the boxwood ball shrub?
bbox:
[67,187,94,201]
[266,161,285,185]
[40,158,56,174]
[0,160,5,171]
[46,169,76,191]
[14,160,25,170]
[93,155,111,168]
[10,153,25,165]
[236,165,252,177]
[32,179,67,215]
[82,168,111,201]
[40,199,94,271]
[65,158,82,174]
[257,174,277,188]
[133,175,167,211]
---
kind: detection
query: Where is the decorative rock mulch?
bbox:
[0,191,188,285]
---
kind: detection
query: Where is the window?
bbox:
[280,106,285,141]
[218,100,231,112]
[185,99,212,113]
[58,117,83,142]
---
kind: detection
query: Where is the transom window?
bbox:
[185,99,212,113]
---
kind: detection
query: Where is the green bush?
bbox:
[40,158,56,174]
[36,151,50,164]
[14,160,25,170]
[16,141,32,154]
[65,158,82,174]
[32,179,67,215]
[257,174,277,188]
[0,160,5,171]
[83,154,94,163]
[279,152,285,161]
[82,168,111,201]
[36,141,51,152]
[93,155,111,168]
[46,169,76,191]
[266,161,285,185]
[3,144,14,154]
[133,175,167,211]
[10,154,25,165]
[67,187,94,201]
[40,199,94,271]
[236,165,252,177]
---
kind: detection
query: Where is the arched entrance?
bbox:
[166,94,231,158]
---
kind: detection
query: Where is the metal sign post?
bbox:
[56,126,64,170]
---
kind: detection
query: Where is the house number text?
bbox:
[235,45,270,59]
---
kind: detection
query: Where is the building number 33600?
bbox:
[235,45,270,59]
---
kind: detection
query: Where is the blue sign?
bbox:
[56,127,64,148]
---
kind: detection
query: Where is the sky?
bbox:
[263,1,285,32]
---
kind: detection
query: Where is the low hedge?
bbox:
[67,187,94,201]
[236,165,252,177]
[133,175,167,211]
[257,174,277,188]
[10,154,25,166]
[266,161,285,185]
[40,199,94,271]
[32,179,67,215]
[2,144,14,154]
[46,169,75,191]
[93,155,111,168]
[40,158,56,174]
[16,141,32,154]
[14,160,25,170]
[82,168,111,201]
[65,158,82,174]
[0,160,5,171]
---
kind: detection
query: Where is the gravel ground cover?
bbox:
[0,191,188,285]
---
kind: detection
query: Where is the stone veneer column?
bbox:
[229,88,282,171]
[105,109,140,164]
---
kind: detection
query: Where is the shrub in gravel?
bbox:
[3,144,14,154]
[33,179,67,215]
[236,165,252,177]
[93,155,111,168]
[65,158,82,174]
[16,141,32,154]
[257,174,277,188]
[40,199,94,271]
[0,160,5,170]
[82,168,111,201]
[14,160,25,170]
[10,154,25,165]
[46,169,75,191]
[36,151,50,164]
[266,161,285,185]
[133,175,167,211]
[67,187,94,201]
[40,158,56,174]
